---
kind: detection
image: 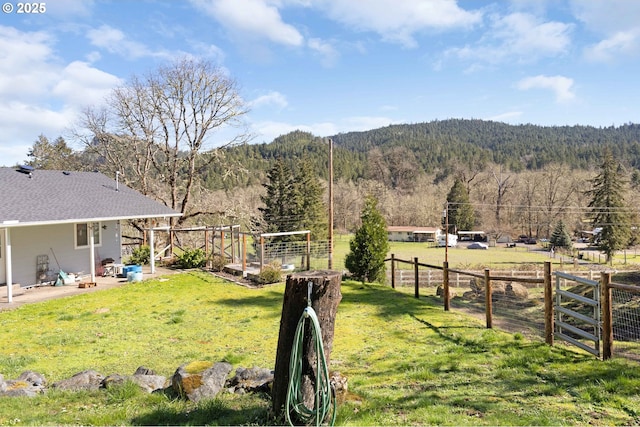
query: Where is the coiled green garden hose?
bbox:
[285,301,337,426]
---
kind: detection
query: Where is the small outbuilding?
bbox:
[387,226,441,242]
[0,167,181,302]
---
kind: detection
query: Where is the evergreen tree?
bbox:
[295,160,327,240]
[345,196,389,283]
[549,220,573,250]
[585,149,631,262]
[27,135,79,170]
[259,159,302,239]
[445,177,475,233]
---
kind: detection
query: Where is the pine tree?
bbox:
[550,220,573,250]
[259,159,302,239]
[446,177,475,233]
[345,196,389,283]
[585,149,631,262]
[295,160,327,240]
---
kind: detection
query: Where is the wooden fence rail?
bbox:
[385,254,639,360]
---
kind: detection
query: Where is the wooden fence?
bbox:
[385,254,640,360]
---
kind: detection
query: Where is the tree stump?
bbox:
[271,270,342,420]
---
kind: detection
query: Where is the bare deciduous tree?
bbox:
[73,57,250,226]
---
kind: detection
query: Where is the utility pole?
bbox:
[444,202,449,263]
[328,138,334,270]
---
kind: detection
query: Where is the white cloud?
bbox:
[316,0,482,48]
[584,29,640,63]
[0,26,122,166]
[87,24,170,60]
[447,12,572,64]
[249,91,289,110]
[52,61,122,107]
[570,1,640,62]
[570,0,640,35]
[517,75,575,103]
[190,0,304,47]
[307,38,339,67]
[251,115,399,144]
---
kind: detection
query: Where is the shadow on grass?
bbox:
[215,289,284,311]
[130,396,271,426]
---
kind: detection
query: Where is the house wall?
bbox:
[388,231,413,242]
[4,220,121,286]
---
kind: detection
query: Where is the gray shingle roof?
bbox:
[0,167,181,225]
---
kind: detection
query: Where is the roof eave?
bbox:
[0,213,182,228]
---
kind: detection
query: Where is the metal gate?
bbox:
[554,271,601,357]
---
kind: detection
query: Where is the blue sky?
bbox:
[1,0,640,167]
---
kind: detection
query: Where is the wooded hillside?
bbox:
[203,119,640,191]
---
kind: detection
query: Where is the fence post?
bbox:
[485,268,492,329]
[544,261,553,346]
[242,234,247,275]
[390,254,396,289]
[601,272,613,360]
[260,235,265,273]
[443,261,450,311]
[414,257,419,299]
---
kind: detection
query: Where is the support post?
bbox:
[150,226,156,274]
[328,138,334,270]
[231,229,236,264]
[544,261,553,345]
[220,229,225,257]
[601,271,613,360]
[414,257,419,299]
[204,229,210,268]
[306,232,311,270]
[443,261,450,311]
[260,235,265,273]
[89,224,96,283]
[272,271,342,421]
[485,268,492,329]
[242,233,247,276]
[390,254,395,289]
[4,228,12,303]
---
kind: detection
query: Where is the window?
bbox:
[75,222,101,248]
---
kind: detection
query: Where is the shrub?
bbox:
[257,262,282,284]
[126,245,150,265]
[210,254,228,272]
[176,248,208,269]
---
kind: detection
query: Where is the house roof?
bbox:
[0,167,181,227]
[387,226,439,233]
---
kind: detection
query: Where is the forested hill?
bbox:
[203,119,640,189]
[331,119,640,170]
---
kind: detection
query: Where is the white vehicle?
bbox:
[437,234,458,247]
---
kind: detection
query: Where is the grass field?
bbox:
[0,271,639,425]
[314,234,619,273]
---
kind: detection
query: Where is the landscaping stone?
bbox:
[227,366,274,394]
[102,371,168,393]
[0,371,47,397]
[505,282,529,300]
[53,369,104,391]
[171,361,233,402]
[134,366,156,375]
[0,362,273,400]
[436,285,456,298]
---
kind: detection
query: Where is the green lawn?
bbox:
[0,271,639,425]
